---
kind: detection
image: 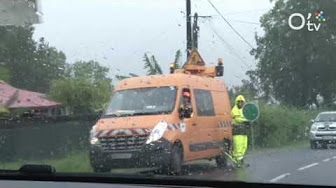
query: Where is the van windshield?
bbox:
[104,86,177,117]
[315,113,336,122]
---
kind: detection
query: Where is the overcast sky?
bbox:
[32,0,274,87]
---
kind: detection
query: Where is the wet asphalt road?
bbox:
[127,144,336,186]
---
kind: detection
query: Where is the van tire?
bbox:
[215,155,227,168]
[216,139,230,168]
[310,140,317,149]
[92,163,111,173]
[90,151,111,172]
[322,142,328,149]
[168,143,183,175]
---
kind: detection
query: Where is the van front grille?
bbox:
[317,127,336,131]
[99,135,148,151]
[316,134,336,137]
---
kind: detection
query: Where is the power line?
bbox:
[207,17,259,28]
[229,19,259,25]
[204,21,253,70]
[222,8,269,16]
[207,0,254,49]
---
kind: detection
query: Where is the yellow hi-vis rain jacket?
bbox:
[231,95,247,124]
[231,95,249,161]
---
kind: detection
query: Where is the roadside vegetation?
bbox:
[252,102,323,148]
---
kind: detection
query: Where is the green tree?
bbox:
[173,49,182,69]
[32,38,67,92]
[49,61,112,114]
[70,60,112,84]
[251,0,336,107]
[231,80,258,101]
[0,65,10,83]
[143,53,163,75]
[0,26,67,93]
[49,78,110,114]
[116,50,182,81]
[143,50,182,74]
[115,73,139,81]
[0,26,36,90]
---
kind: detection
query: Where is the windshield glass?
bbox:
[315,113,336,122]
[1,0,336,187]
[104,87,177,116]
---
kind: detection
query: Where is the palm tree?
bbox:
[173,50,182,69]
[115,73,139,81]
[115,50,182,81]
[143,53,163,75]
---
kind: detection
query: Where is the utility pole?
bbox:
[186,0,211,60]
[186,0,192,59]
[192,13,199,50]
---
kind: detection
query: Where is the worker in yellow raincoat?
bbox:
[231,95,250,167]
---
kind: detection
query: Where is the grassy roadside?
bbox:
[0,140,310,173]
[0,151,153,174]
[0,151,92,172]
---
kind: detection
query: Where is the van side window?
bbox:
[194,89,215,116]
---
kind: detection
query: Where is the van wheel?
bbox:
[216,139,231,168]
[216,140,230,168]
[215,155,227,168]
[168,143,183,175]
[322,142,328,149]
[90,152,111,173]
[92,163,111,173]
[310,140,317,149]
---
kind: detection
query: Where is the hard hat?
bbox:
[218,58,223,65]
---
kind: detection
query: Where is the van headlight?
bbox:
[146,121,168,144]
[90,137,99,145]
[90,126,100,145]
[311,124,318,131]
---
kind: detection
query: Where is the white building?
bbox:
[0,0,42,26]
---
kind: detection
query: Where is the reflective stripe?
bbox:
[93,132,99,137]
[106,130,113,137]
[218,120,232,129]
[124,129,133,135]
[168,124,174,130]
[135,128,145,135]
[99,130,110,137]
[111,129,119,136]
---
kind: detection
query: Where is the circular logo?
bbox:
[288,13,305,30]
[242,103,259,122]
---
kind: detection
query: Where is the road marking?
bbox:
[332,156,336,159]
[297,163,319,171]
[270,173,290,183]
[323,158,331,162]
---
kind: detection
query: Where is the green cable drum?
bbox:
[242,102,259,122]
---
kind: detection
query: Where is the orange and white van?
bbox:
[89,51,232,173]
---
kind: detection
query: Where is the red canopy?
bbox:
[0,80,60,109]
